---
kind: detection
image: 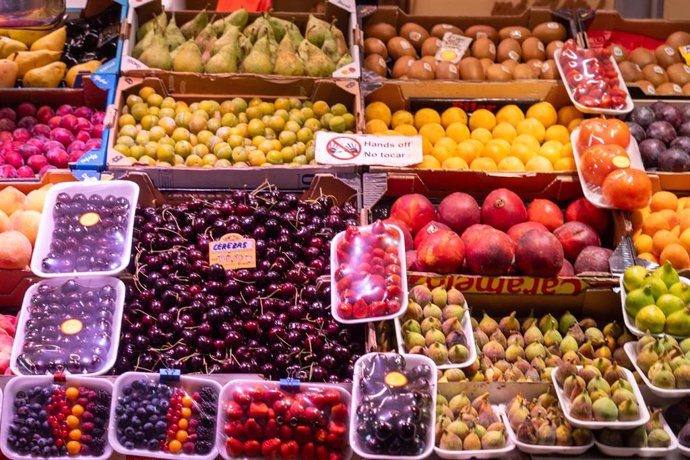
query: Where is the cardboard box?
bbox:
[581,9,690,44]
[0,74,116,174]
[363,171,626,294]
[122,0,360,79]
[408,0,613,16]
[106,75,363,190]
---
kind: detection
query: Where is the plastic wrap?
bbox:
[331,221,407,323]
[217,379,352,460]
[109,372,220,460]
[0,375,112,460]
[350,353,436,459]
[31,180,139,277]
[10,277,125,376]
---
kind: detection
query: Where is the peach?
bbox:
[507,221,549,244]
[390,193,436,234]
[0,211,9,233]
[481,188,527,232]
[461,224,493,247]
[0,230,31,269]
[416,230,465,274]
[559,259,575,276]
[553,221,601,263]
[0,186,26,216]
[10,210,40,246]
[383,217,413,251]
[515,229,564,277]
[465,228,515,276]
[565,197,610,235]
[414,221,451,249]
[573,246,613,274]
[437,192,480,235]
[527,199,564,232]
[23,188,48,212]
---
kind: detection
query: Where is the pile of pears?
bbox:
[505,392,593,447]
[436,392,506,452]
[633,333,690,389]
[623,262,690,336]
[134,9,353,76]
[596,408,672,449]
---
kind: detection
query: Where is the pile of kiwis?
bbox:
[614,31,690,96]
[363,19,567,81]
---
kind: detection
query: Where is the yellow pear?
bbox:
[0,59,18,87]
[8,50,61,77]
[0,29,50,46]
[30,26,66,52]
[23,61,66,88]
[0,37,27,58]
[65,60,102,87]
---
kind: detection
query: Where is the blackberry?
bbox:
[199,386,217,403]
[92,404,109,419]
[195,440,212,454]
[90,437,105,455]
[200,401,217,415]
[198,416,214,429]
[195,425,211,440]
[96,390,111,404]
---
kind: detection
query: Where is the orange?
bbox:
[516,118,546,142]
[510,142,537,165]
[652,230,679,256]
[365,119,388,134]
[422,137,433,156]
[419,123,446,145]
[391,110,414,128]
[557,105,584,126]
[471,128,493,144]
[496,104,525,127]
[634,234,653,254]
[482,140,510,163]
[469,109,497,131]
[631,208,650,231]
[442,157,469,169]
[651,191,679,212]
[526,102,558,128]
[441,107,468,127]
[554,157,576,170]
[659,209,679,228]
[492,122,518,142]
[417,154,441,169]
[456,140,482,164]
[470,157,498,171]
[680,228,690,254]
[525,156,554,171]
[446,122,470,142]
[432,145,454,163]
[394,124,418,136]
[679,209,690,231]
[679,197,689,212]
[366,102,392,125]
[673,225,681,238]
[660,243,690,269]
[497,156,525,171]
[414,108,441,129]
[642,212,671,236]
[638,252,658,264]
[568,118,583,132]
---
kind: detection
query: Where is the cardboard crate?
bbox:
[407,0,612,16]
[105,75,363,190]
[0,74,116,174]
[363,171,626,295]
[122,0,360,79]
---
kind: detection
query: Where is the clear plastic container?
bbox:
[594,413,678,457]
[434,404,514,459]
[554,41,633,115]
[331,222,408,324]
[30,180,139,278]
[350,353,436,460]
[216,379,352,460]
[624,341,690,397]
[551,366,650,429]
[499,405,594,455]
[0,375,112,460]
[10,277,125,376]
[109,372,221,460]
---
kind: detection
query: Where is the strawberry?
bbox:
[352,298,368,319]
[309,393,326,409]
[225,400,244,419]
[224,420,245,438]
[314,428,327,443]
[327,421,347,437]
[233,389,252,406]
[301,442,316,460]
[249,401,269,418]
[261,438,282,458]
[327,433,345,450]
[225,437,244,457]
[244,440,261,456]
[272,398,291,416]
[264,418,278,438]
[322,389,340,405]
[244,418,263,440]
[303,406,322,424]
[247,386,264,401]
[279,425,293,440]
[280,440,300,460]
[288,401,305,420]
[294,425,313,443]
[329,453,343,460]
[368,301,387,317]
[316,445,330,460]
[336,302,352,319]
[263,388,283,405]
[330,403,348,421]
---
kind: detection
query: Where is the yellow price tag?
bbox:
[209,233,256,269]
[680,45,690,66]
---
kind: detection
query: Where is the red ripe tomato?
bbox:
[601,168,652,211]
[577,118,631,150]
[580,144,630,187]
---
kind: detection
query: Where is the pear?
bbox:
[194,23,219,54]
[23,61,66,88]
[180,9,209,40]
[213,8,249,31]
[139,34,172,70]
[212,25,241,55]
[137,12,168,41]
[0,58,18,87]
[305,14,332,47]
[298,39,335,77]
[321,31,341,63]
[65,60,101,87]
[240,36,273,74]
[8,50,61,78]
[267,15,293,42]
[0,37,27,58]
[208,44,241,74]
[284,22,304,48]
[1,29,49,46]
[165,15,186,51]
[173,40,204,73]
[332,26,349,57]
[29,26,66,52]
[244,17,275,43]
[132,29,154,59]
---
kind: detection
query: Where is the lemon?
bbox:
[557,105,584,126]
[365,119,388,134]
[442,157,469,170]
[526,101,558,128]
[391,110,414,128]
[365,102,392,125]
[554,157,577,170]
[492,122,517,142]
[539,140,563,165]
[456,140,482,164]
[446,122,470,143]
[526,156,554,171]
[496,104,525,127]
[441,107,468,128]
[469,109,497,131]
[417,154,441,169]
[471,128,493,144]
[470,157,498,171]
[419,123,446,145]
[414,108,442,129]
[394,124,418,136]
[482,140,510,164]
[516,118,546,143]
[545,124,570,144]
[498,156,526,171]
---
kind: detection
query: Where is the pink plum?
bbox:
[46,148,69,168]
[75,130,91,143]
[47,116,62,129]
[67,140,85,152]
[0,165,16,178]
[0,108,16,122]
[92,111,106,125]
[50,128,74,147]
[27,155,48,172]
[56,104,73,116]
[37,106,54,124]
[16,166,34,178]
[5,152,22,168]
[74,106,93,119]
[84,138,101,150]
[0,119,16,132]
[39,164,56,176]
[31,123,51,137]
[17,103,36,119]
[68,150,84,162]
[91,124,104,138]
[60,114,78,132]
[18,144,40,160]
[12,128,29,142]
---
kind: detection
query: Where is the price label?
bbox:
[435,33,473,64]
[209,233,256,269]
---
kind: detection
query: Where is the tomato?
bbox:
[580,144,630,187]
[577,118,630,150]
[601,168,652,211]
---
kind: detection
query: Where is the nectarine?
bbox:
[0,186,26,216]
[10,210,40,246]
[0,230,31,269]
[481,188,527,232]
[390,193,436,234]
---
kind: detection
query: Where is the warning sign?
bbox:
[315,132,423,166]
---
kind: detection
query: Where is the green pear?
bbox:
[267,15,292,42]
[212,8,249,31]
[298,39,335,77]
[165,14,186,51]
[305,14,332,47]
[139,33,172,70]
[332,26,349,57]
[336,53,353,68]
[240,36,273,74]
[0,37,27,58]
[243,17,274,43]
[284,22,304,47]
[657,293,686,318]
[172,40,203,73]
[137,12,167,41]
[205,43,238,73]
[321,32,341,62]
[194,23,219,53]
[273,34,304,76]
[212,25,240,55]
[132,29,154,59]
[180,9,208,39]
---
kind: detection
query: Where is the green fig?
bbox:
[627,425,647,448]
[538,313,558,333]
[625,285,656,318]
[657,293,686,317]
[558,310,578,335]
[647,428,671,447]
[431,286,448,307]
[635,304,666,334]
[410,285,432,305]
[592,397,618,421]
[653,260,681,288]
[665,306,690,336]
[670,281,690,304]
[623,265,648,292]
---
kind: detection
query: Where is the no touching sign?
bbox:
[315,132,423,166]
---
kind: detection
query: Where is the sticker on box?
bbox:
[315,132,422,166]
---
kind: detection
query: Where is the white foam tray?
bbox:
[594,413,678,457]
[624,341,690,397]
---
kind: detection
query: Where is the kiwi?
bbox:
[430,23,463,39]
[498,26,531,43]
[388,37,417,60]
[513,63,536,79]
[655,44,682,68]
[618,61,643,82]
[364,54,388,77]
[635,80,657,95]
[532,21,566,43]
[421,37,442,56]
[683,82,690,95]
[365,22,397,43]
[667,62,690,85]
[541,59,559,79]
[392,56,415,78]
[400,23,430,50]
[420,55,438,70]
[522,37,546,61]
[458,57,485,80]
[471,37,496,60]
[667,31,690,50]
[501,59,518,74]
[497,38,521,62]
[407,60,435,80]
[609,44,627,63]
[486,63,513,81]
[526,59,544,75]
[465,25,498,42]
[364,38,388,59]
[546,40,564,59]
[643,63,669,86]
[656,82,683,95]
[479,58,494,74]
[630,47,657,68]
[435,61,459,80]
